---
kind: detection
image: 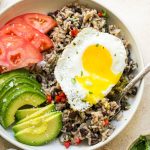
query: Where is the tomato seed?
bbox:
[10,53,21,64]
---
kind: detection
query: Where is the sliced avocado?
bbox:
[16,108,41,121]
[0,76,41,101]
[15,112,62,146]
[13,112,57,133]
[0,69,30,85]
[0,85,46,128]
[0,84,44,113]
[17,104,55,124]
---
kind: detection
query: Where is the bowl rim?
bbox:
[0,0,144,150]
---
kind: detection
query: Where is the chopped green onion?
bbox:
[73,42,76,46]
[89,91,93,94]
[96,43,99,47]
[102,10,107,17]
[81,71,83,76]
[71,78,76,84]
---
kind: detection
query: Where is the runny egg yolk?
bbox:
[76,44,121,104]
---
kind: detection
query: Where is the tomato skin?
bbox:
[1,21,53,51]
[0,35,42,73]
[22,13,57,33]
[31,31,54,51]
[1,20,35,40]
[6,13,57,33]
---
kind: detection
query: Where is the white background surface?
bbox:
[0,0,150,150]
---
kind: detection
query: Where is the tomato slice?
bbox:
[0,35,43,73]
[31,32,54,51]
[6,13,57,33]
[22,13,57,33]
[0,20,53,51]
[0,43,6,60]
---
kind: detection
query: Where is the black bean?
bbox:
[36,75,42,83]
[66,124,73,132]
[47,12,55,19]
[131,87,138,96]
[54,10,59,16]
[104,24,109,33]
[90,23,94,27]
[47,30,54,36]
[74,8,82,14]
[48,10,59,17]
[78,17,83,29]
[70,25,74,30]
[42,70,47,76]
[69,111,78,118]
[54,88,61,93]
[121,100,129,110]
[72,124,79,132]
[80,128,88,137]
[89,138,99,145]
[51,91,56,99]
[127,49,131,57]
[57,49,63,54]
[47,74,54,81]
[68,5,75,8]
[65,103,70,109]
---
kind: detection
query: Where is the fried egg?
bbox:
[54,27,127,111]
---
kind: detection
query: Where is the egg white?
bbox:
[54,27,127,111]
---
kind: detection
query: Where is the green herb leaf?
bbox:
[82,99,86,102]
[71,78,76,84]
[81,70,83,76]
[89,91,93,94]
[96,43,99,47]
[73,42,76,46]
[102,10,107,17]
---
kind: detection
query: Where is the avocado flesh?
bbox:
[15,112,62,146]
[0,84,44,112]
[16,108,41,121]
[13,112,57,132]
[17,104,55,124]
[0,76,41,101]
[1,85,46,128]
[0,69,30,85]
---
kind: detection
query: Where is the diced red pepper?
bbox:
[103,119,109,126]
[64,141,71,149]
[71,28,79,37]
[98,12,103,17]
[47,95,52,103]
[55,92,67,103]
[61,98,66,103]
[55,95,61,103]
[59,92,66,98]
[75,137,81,145]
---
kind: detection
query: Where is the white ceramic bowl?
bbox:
[0,0,144,150]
